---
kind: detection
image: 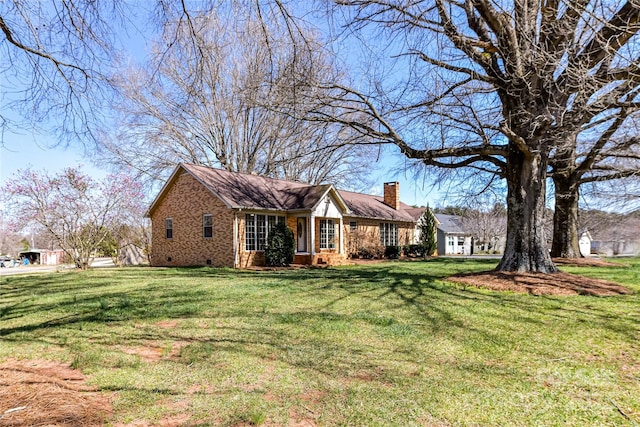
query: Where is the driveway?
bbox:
[0,264,73,276]
[0,258,115,276]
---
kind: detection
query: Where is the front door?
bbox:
[296,217,308,252]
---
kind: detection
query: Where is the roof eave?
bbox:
[231,206,313,214]
[344,214,416,223]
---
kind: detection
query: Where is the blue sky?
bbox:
[0,126,106,185]
[0,132,96,193]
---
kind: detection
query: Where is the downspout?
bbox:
[339,216,344,255]
[233,210,239,268]
[310,213,315,259]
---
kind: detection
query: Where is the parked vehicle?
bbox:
[0,256,15,268]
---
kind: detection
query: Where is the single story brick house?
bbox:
[146,163,425,267]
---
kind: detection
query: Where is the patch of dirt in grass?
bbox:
[286,407,318,427]
[448,271,632,296]
[614,350,640,383]
[112,396,192,427]
[0,359,112,427]
[113,413,191,427]
[299,389,326,406]
[233,417,316,427]
[120,340,189,362]
[289,389,324,426]
[155,320,178,329]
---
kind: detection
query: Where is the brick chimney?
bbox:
[383,182,400,210]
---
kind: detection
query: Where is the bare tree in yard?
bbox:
[1,167,146,269]
[580,208,640,254]
[302,0,640,272]
[101,2,375,189]
[0,212,23,257]
[461,202,507,253]
[0,0,126,142]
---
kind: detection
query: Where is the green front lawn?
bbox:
[1,258,639,426]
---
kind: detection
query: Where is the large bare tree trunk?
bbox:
[497,145,558,273]
[551,176,582,258]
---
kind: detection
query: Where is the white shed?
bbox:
[579,230,592,257]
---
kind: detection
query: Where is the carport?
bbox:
[18,249,65,265]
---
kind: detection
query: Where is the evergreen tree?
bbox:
[265,222,295,267]
[419,208,437,257]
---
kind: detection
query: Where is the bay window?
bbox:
[320,219,336,249]
[245,214,284,251]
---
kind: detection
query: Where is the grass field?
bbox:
[1,258,639,426]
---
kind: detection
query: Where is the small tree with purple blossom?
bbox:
[1,167,146,270]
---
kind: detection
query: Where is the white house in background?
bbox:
[435,214,473,255]
[579,229,592,257]
[591,238,640,256]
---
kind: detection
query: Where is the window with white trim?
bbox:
[349,221,357,232]
[165,218,173,239]
[257,214,267,250]
[245,215,256,250]
[320,219,336,249]
[203,214,213,238]
[245,214,284,251]
[380,222,398,246]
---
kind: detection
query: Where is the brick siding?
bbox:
[150,172,235,267]
[344,217,415,258]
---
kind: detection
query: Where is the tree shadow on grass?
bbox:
[278,262,640,345]
[2,261,638,333]
[1,262,638,374]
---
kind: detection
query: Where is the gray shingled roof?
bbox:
[405,207,427,221]
[184,163,333,211]
[149,163,420,222]
[435,214,470,234]
[338,190,418,222]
